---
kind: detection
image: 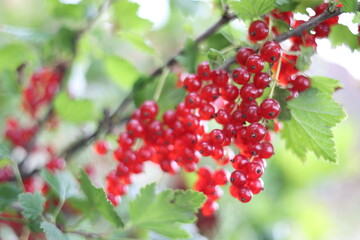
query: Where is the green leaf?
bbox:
[294,0,323,14]
[40,170,79,200]
[276,0,298,12]
[0,43,37,72]
[130,183,206,239]
[207,48,225,70]
[79,169,124,228]
[229,0,276,20]
[120,32,154,54]
[112,0,152,32]
[54,92,99,124]
[296,46,315,72]
[0,143,11,160]
[41,222,68,240]
[339,0,358,12]
[0,182,21,210]
[310,76,342,94]
[18,192,45,220]
[273,87,291,121]
[272,19,291,34]
[176,39,199,73]
[105,55,139,89]
[329,24,359,52]
[281,88,346,163]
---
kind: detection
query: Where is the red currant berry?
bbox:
[236,48,255,66]
[232,67,250,85]
[230,170,247,187]
[238,187,253,203]
[259,141,274,159]
[184,74,202,92]
[246,162,264,179]
[213,169,228,185]
[240,83,260,102]
[314,23,330,38]
[212,69,229,87]
[293,75,311,92]
[221,84,239,102]
[245,123,267,142]
[140,100,158,119]
[260,41,282,63]
[259,98,281,119]
[198,102,216,120]
[215,109,231,125]
[94,140,110,155]
[231,154,249,170]
[248,178,264,194]
[197,61,212,81]
[254,72,271,89]
[209,129,225,146]
[248,20,269,42]
[246,54,265,73]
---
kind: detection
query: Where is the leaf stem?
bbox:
[269,59,282,99]
[153,68,170,102]
[53,198,65,223]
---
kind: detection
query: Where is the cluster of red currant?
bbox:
[4,117,37,148]
[22,67,63,117]
[94,3,344,215]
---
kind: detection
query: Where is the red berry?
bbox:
[293,75,311,92]
[314,23,330,38]
[94,140,110,155]
[248,20,269,42]
[246,162,264,179]
[184,74,202,92]
[259,99,281,120]
[209,129,225,146]
[140,100,158,119]
[254,72,271,89]
[215,109,231,124]
[259,141,274,159]
[238,187,253,203]
[212,69,229,87]
[230,170,247,187]
[236,47,255,66]
[232,67,250,85]
[246,54,265,73]
[221,84,239,102]
[197,61,212,81]
[260,41,282,63]
[231,154,249,170]
[245,123,267,142]
[213,169,228,185]
[201,200,218,217]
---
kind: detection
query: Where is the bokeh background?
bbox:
[0,0,359,239]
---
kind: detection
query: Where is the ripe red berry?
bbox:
[212,69,229,87]
[245,123,267,142]
[259,99,281,119]
[230,170,247,187]
[260,41,282,62]
[238,187,253,203]
[215,109,231,124]
[184,74,202,92]
[232,67,250,85]
[209,129,225,146]
[259,141,274,159]
[246,54,265,73]
[140,100,158,119]
[292,75,311,92]
[248,20,269,42]
[314,23,330,38]
[254,72,271,89]
[94,140,110,155]
[248,178,264,194]
[246,162,264,179]
[231,154,249,170]
[197,61,212,81]
[213,169,228,185]
[221,84,239,102]
[198,102,216,120]
[236,47,255,66]
[240,83,260,102]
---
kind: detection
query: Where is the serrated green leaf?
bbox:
[296,46,315,72]
[207,48,225,70]
[105,55,139,89]
[54,92,99,124]
[276,0,298,12]
[41,222,68,240]
[273,87,291,121]
[18,192,45,220]
[40,170,79,200]
[339,0,358,12]
[120,32,154,54]
[329,24,359,52]
[281,88,346,163]
[112,0,152,32]
[130,183,206,239]
[310,76,342,94]
[79,169,124,228]
[229,0,276,20]
[272,19,291,34]
[176,39,199,73]
[0,182,21,210]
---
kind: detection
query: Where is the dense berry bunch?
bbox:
[4,117,37,148]
[22,67,64,117]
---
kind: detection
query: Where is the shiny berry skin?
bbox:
[197,141,214,156]
[212,69,229,87]
[236,47,255,66]
[244,104,262,123]
[163,110,177,127]
[213,169,228,185]
[314,23,330,38]
[246,162,264,179]
[215,109,231,124]
[246,54,265,73]
[232,67,250,85]
[248,20,269,42]
[238,187,253,203]
[222,84,239,102]
[230,170,247,187]
[259,99,281,119]
[247,142,262,156]
[198,166,212,180]
[197,61,212,81]
[201,200,218,217]
[231,154,249,170]
[140,100,158,119]
[259,141,274,159]
[249,179,264,195]
[184,74,202,92]
[209,129,225,146]
[231,110,246,126]
[126,119,144,137]
[246,123,266,142]
[240,83,259,102]
[118,132,135,148]
[184,92,201,109]
[293,75,311,92]
[201,84,220,102]
[260,41,282,62]
[94,140,110,155]
[199,102,216,120]
[254,72,271,89]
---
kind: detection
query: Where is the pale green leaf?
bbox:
[41,222,68,240]
[18,192,45,220]
[339,0,358,12]
[40,170,79,200]
[176,39,199,73]
[281,88,346,162]
[329,24,359,52]
[310,76,342,94]
[229,0,276,20]
[120,32,154,54]
[0,182,21,210]
[207,48,225,70]
[130,183,206,239]
[0,43,37,72]
[296,46,315,72]
[54,92,99,124]
[105,55,139,89]
[79,169,124,228]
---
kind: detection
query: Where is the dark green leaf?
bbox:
[176,39,199,73]
[281,88,346,163]
[329,24,359,52]
[54,92,99,124]
[229,0,276,20]
[273,87,291,121]
[207,48,225,70]
[40,170,79,200]
[339,0,358,12]
[79,169,124,228]
[310,76,342,94]
[41,222,68,240]
[130,183,206,239]
[0,182,21,210]
[276,0,298,12]
[207,33,232,51]
[105,55,139,89]
[296,46,315,72]
[272,19,291,34]
[18,192,45,220]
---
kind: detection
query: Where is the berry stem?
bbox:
[153,68,170,102]
[269,58,282,99]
